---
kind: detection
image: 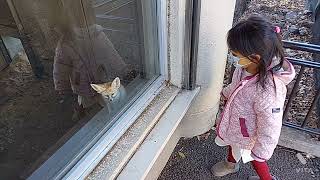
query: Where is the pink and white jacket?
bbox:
[216,59,295,161]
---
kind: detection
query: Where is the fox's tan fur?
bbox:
[90,77,127,113]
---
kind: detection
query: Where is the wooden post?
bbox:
[0,36,11,70]
[5,0,44,78]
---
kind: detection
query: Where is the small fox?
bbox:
[90,77,127,113]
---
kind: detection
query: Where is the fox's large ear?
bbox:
[111,77,121,89]
[91,84,105,93]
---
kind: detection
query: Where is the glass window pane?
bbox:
[0,0,159,179]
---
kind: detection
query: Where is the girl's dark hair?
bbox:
[227,14,284,87]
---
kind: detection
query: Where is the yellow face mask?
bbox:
[228,52,253,68]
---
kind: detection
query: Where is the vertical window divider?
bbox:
[183,0,201,90]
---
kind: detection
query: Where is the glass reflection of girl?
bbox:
[50,0,132,118]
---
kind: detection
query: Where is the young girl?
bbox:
[212,15,295,180]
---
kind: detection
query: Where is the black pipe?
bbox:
[283,122,320,135]
[283,40,320,54]
[286,57,320,68]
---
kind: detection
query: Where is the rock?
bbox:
[303,10,313,15]
[282,31,290,40]
[282,9,289,14]
[259,5,273,11]
[288,51,298,57]
[299,27,309,36]
[285,49,297,57]
[277,14,285,21]
[306,153,316,159]
[299,15,307,21]
[289,25,300,34]
[272,13,285,23]
[296,153,307,165]
[299,20,314,28]
[286,11,298,22]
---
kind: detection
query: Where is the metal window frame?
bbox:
[6,0,44,78]
[183,0,201,90]
[27,0,168,179]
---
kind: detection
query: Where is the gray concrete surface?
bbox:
[158,131,320,180]
[279,126,320,158]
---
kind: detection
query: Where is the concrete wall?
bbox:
[180,0,236,137]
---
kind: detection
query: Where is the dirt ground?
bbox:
[0,56,83,179]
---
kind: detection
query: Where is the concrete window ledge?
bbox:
[87,86,200,180]
[279,126,320,157]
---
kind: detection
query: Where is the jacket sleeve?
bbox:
[53,43,72,92]
[99,31,127,72]
[251,91,283,161]
[221,68,241,99]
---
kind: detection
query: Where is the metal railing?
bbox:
[282,40,320,135]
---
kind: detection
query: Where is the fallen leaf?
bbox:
[178,152,186,159]
[204,132,210,140]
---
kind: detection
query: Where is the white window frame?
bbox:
[27,0,168,179]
